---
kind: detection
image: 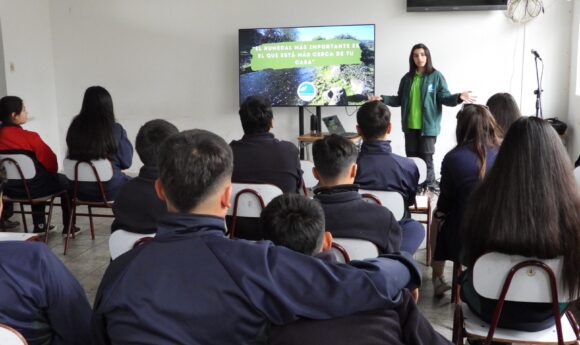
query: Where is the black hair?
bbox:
[158,129,233,213]
[0,96,23,125]
[66,86,118,161]
[486,92,522,135]
[238,96,273,135]
[462,117,580,298]
[409,43,435,75]
[455,104,501,178]
[312,134,358,180]
[136,119,179,166]
[357,100,391,139]
[261,194,325,255]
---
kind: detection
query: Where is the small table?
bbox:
[0,232,42,241]
[298,133,362,160]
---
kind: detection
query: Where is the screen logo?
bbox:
[297,82,317,102]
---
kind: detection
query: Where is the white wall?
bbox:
[0,19,6,97]
[0,0,61,157]
[569,1,580,162]
[0,0,574,174]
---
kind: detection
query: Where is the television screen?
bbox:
[407,0,507,12]
[239,24,375,107]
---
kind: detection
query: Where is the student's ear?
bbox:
[386,122,392,134]
[154,179,167,202]
[322,231,333,251]
[312,167,321,181]
[348,163,357,179]
[220,182,232,209]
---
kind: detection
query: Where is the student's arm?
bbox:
[381,76,405,107]
[435,154,453,215]
[29,131,58,173]
[383,210,403,253]
[212,241,421,326]
[113,123,133,170]
[40,244,92,344]
[435,72,462,107]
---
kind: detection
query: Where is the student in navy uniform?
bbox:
[111,119,178,234]
[261,193,450,345]
[66,86,133,201]
[0,165,92,345]
[430,104,500,297]
[312,134,401,253]
[354,101,425,254]
[92,129,421,345]
[485,92,521,136]
[229,95,302,239]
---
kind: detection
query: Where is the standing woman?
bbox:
[430,104,500,297]
[66,86,133,201]
[371,43,475,191]
[0,96,73,233]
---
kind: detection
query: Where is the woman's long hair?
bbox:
[486,92,521,135]
[462,117,580,298]
[408,43,435,75]
[455,104,501,178]
[66,86,117,160]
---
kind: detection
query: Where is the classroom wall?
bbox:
[1,0,574,174]
[569,1,580,162]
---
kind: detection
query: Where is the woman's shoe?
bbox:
[433,276,451,297]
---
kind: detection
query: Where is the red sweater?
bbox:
[0,125,58,173]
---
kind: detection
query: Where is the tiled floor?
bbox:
[8,204,459,341]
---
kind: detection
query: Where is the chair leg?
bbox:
[19,202,28,233]
[426,198,432,266]
[44,200,56,243]
[452,303,464,345]
[451,262,462,304]
[88,206,95,240]
[64,202,77,255]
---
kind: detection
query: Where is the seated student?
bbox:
[312,134,402,253]
[0,165,92,345]
[461,117,580,331]
[92,129,421,344]
[485,92,521,136]
[0,96,74,234]
[65,86,133,201]
[261,193,450,345]
[111,119,178,234]
[354,101,425,254]
[228,95,302,239]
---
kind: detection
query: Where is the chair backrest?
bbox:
[0,323,28,345]
[0,232,41,241]
[574,166,580,187]
[63,158,114,183]
[329,242,350,263]
[226,183,283,218]
[409,157,427,184]
[0,154,36,180]
[359,189,405,221]
[109,230,156,260]
[300,160,317,190]
[473,252,569,303]
[332,238,379,261]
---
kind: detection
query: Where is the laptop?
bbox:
[322,115,358,139]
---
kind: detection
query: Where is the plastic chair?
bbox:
[227,183,282,239]
[329,242,350,263]
[0,153,68,242]
[453,253,580,345]
[408,156,433,265]
[109,229,156,260]
[332,237,379,261]
[358,189,405,221]
[299,160,317,196]
[63,158,114,255]
[0,323,28,345]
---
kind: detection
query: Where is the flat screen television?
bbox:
[407,0,507,12]
[239,24,375,107]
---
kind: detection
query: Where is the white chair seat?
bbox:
[0,323,27,345]
[462,304,578,343]
[226,183,283,217]
[332,238,379,261]
[359,189,405,221]
[109,230,156,260]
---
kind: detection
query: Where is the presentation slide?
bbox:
[239,24,375,107]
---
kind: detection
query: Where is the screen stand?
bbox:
[299,106,305,159]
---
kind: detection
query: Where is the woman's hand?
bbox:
[367,95,382,101]
[460,91,476,103]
